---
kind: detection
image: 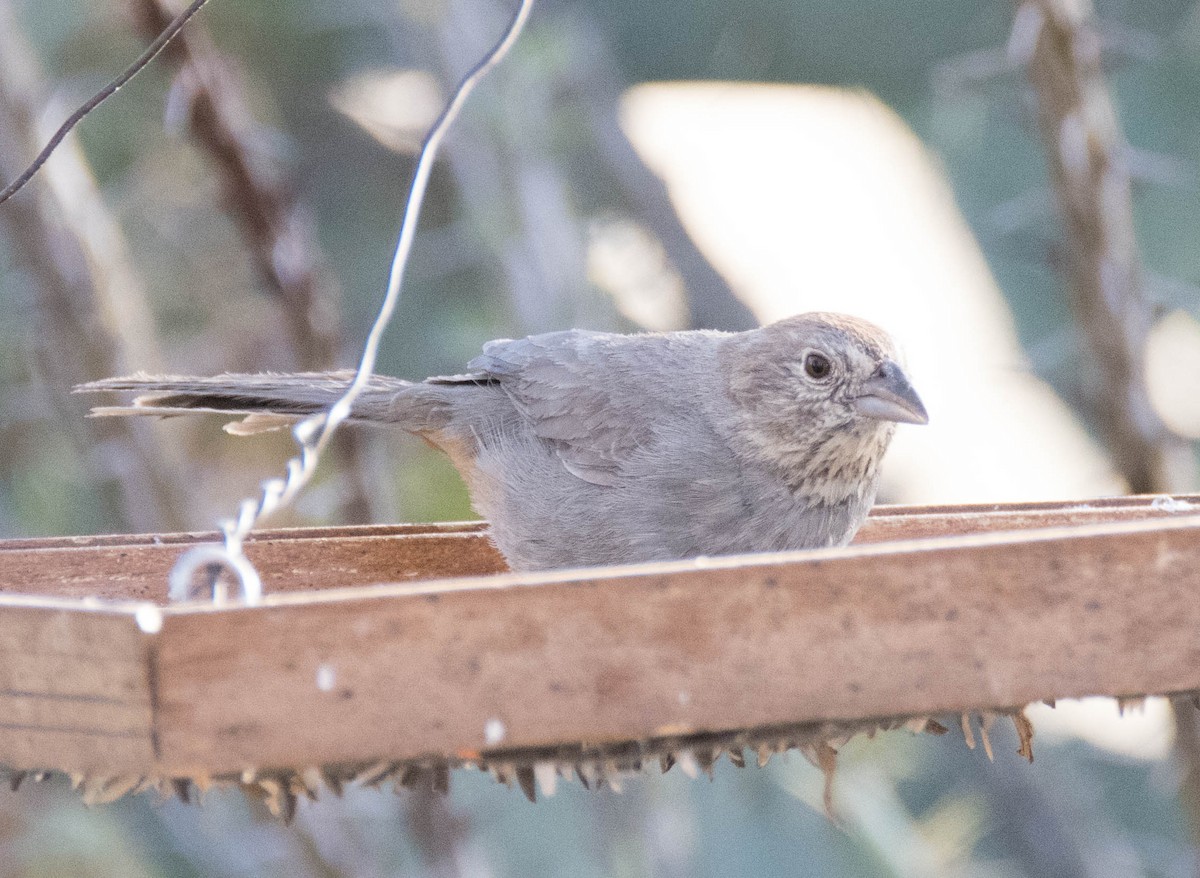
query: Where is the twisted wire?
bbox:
[170,0,536,603]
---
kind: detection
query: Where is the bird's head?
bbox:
[720,312,927,503]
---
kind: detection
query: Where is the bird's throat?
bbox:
[780,422,894,505]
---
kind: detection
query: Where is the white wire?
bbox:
[169,0,536,604]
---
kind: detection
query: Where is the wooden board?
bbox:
[0,494,1198,781]
[0,494,1192,599]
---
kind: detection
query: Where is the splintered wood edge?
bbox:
[6,710,1009,815]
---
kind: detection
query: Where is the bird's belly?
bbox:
[471,442,872,570]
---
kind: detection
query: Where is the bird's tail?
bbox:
[76,370,429,435]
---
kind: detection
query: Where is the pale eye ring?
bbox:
[804,352,833,380]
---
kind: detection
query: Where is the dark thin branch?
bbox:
[0,0,212,206]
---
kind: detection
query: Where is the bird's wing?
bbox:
[442,330,660,487]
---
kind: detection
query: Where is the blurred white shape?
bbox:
[484,717,506,745]
[1150,494,1198,512]
[1026,697,1174,760]
[533,761,558,797]
[587,216,689,330]
[1006,3,1046,65]
[1146,309,1200,438]
[135,603,163,635]
[621,82,1122,503]
[329,69,444,154]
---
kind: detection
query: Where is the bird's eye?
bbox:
[804,352,832,380]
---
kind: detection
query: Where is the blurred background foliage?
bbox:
[2,0,1200,874]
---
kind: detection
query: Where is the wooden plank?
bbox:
[142,511,1200,776]
[855,496,1200,542]
[0,528,506,600]
[0,600,153,772]
[0,495,1196,600]
[0,499,1199,777]
[0,520,491,551]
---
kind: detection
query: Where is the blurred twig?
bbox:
[132,0,378,524]
[433,0,603,333]
[132,0,341,367]
[1018,0,1200,853]
[405,785,475,878]
[0,0,189,533]
[1020,0,1189,494]
[426,1,754,334]
[556,13,758,332]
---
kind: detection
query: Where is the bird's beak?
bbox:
[852,360,929,425]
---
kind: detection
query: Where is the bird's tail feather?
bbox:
[76,370,427,431]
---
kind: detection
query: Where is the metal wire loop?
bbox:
[168,544,264,605]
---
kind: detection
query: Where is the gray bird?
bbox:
[79,312,928,570]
